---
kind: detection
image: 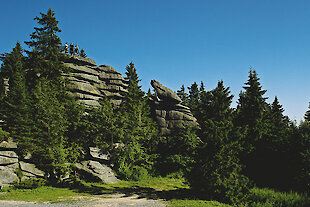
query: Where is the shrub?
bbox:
[13,178,47,189]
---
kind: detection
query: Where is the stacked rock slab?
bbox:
[0,138,44,188]
[150,80,198,135]
[64,56,127,106]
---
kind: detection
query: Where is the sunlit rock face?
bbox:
[64,56,127,106]
[150,80,198,135]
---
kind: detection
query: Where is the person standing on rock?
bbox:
[64,42,69,54]
[69,43,74,55]
[74,44,79,56]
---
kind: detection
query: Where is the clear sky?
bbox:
[1,0,309,122]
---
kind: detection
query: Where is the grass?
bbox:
[0,186,88,203]
[248,187,310,207]
[0,177,309,207]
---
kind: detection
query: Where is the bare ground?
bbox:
[0,193,167,207]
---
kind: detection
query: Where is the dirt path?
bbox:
[0,194,167,207]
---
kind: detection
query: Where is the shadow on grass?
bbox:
[66,180,196,201]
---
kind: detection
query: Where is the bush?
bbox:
[13,178,47,189]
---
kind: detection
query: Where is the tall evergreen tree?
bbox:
[251,96,292,188]
[0,42,33,154]
[190,81,250,205]
[116,62,159,180]
[23,9,77,180]
[25,8,67,80]
[188,82,200,116]
[305,103,310,122]
[177,84,188,106]
[235,70,268,153]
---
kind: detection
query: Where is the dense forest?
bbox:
[0,9,309,206]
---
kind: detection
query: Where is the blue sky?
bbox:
[1,0,309,122]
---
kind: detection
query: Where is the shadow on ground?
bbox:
[66,180,196,201]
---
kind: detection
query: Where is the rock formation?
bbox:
[0,138,44,188]
[64,56,127,106]
[150,80,198,135]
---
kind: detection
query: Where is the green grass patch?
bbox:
[1,177,308,207]
[248,187,310,207]
[0,186,89,203]
[168,199,232,207]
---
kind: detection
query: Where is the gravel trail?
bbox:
[0,194,167,207]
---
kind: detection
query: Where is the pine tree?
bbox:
[25,8,62,58]
[305,103,310,122]
[250,96,292,188]
[116,62,159,180]
[235,69,268,153]
[188,82,200,116]
[0,42,33,154]
[25,8,67,80]
[31,79,70,180]
[177,85,188,106]
[190,81,250,205]
[79,48,87,58]
[22,9,77,181]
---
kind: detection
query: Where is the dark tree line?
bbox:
[179,70,309,204]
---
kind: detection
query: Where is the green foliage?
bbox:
[25,8,62,58]
[169,199,232,207]
[79,48,87,58]
[0,42,33,153]
[294,121,310,193]
[248,187,310,207]
[305,103,310,122]
[156,125,199,176]
[114,62,159,180]
[177,84,189,106]
[0,127,9,142]
[190,81,250,206]
[80,97,122,150]
[187,82,200,116]
[235,70,268,153]
[13,178,47,190]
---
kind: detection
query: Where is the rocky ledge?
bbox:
[64,56,127,106]
[150,80,198,135]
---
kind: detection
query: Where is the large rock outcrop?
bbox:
[64,56,127,106]
[150,80,198,135]
[0,138,44,187]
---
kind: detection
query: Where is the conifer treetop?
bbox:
[25,8,62,58]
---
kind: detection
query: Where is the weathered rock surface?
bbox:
[0,139,46,187]
[75,160,118,184]
[64,56,127,106]
[0,138,17,149]
[151,80,182,103]
[150,80,198,135]
[19,161,44,179]
[89,147,110,161]
[0,165,18,187]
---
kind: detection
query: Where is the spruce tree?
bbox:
[116,62,159,180]
[0,42,33,154]
[25,8,67,80]
[235,70,268,153]
[190,81,250,205]
[251,96,291,188]
[305,103,310,122]
[188,82,200,116]
[177,85,188,106]
[23,9,76,181]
